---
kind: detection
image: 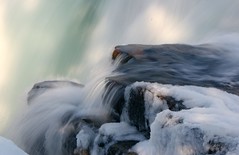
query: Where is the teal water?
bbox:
[1,0,239,134]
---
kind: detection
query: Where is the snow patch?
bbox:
[0,136,28,155]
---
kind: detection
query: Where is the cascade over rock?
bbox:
[14,44,239,155]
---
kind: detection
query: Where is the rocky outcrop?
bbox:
[104,44,239,119]
[16,44,239,155]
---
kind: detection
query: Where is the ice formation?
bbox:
[124,82,239,155]
[11,42,239,155]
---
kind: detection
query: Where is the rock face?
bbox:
[92,122,145,155]
[125,87,147,132]
[14,44,239,155]
[121,82,239,155]
[104,44,239,119]
[103,44,239,154]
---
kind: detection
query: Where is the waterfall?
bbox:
[1,0,239,154]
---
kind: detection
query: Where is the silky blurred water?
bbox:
[1,0,239,134]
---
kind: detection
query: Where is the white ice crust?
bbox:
[127,82,239,155]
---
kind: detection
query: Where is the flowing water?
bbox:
[1,0,239,154]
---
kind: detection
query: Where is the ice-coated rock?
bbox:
[105,44,239,119]
[12,43,239,155]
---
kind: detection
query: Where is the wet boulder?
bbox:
[92,122,145,155]
[121,82,188,138]
[104,44,239,119]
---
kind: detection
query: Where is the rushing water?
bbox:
[1,0,239,154]
[10,41,239,155]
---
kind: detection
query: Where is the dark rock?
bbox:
[123,85,188,139]
[104,44,239,118]
[127,87,148,132]
[127,152,138,155]
[107,140,139,155]
[74,148,90,155]
[93,122,146,155]
[206,137,230,155]
[161,96,187,111]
